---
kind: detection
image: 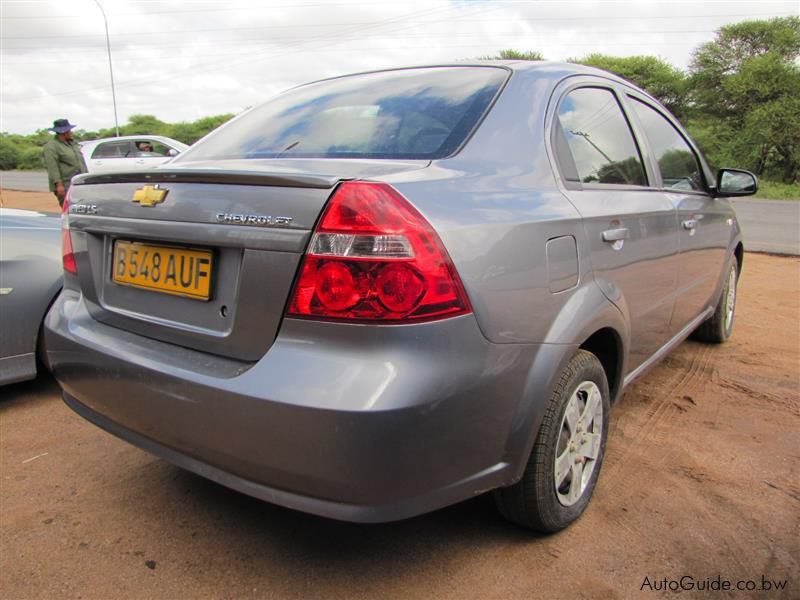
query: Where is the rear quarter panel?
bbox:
[386,66,615,348]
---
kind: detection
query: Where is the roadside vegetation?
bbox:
[756,180,800,200]
[0,113,234,171]
[1,17,797,199]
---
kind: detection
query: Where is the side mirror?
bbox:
[715,169,758,197]
[168,148,179,157]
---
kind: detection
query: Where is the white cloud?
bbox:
[1,0,796,134]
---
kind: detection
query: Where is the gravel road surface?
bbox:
[1,253,798,598]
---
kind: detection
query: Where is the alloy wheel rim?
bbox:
[554,381,603,507]
[725,265,736,332]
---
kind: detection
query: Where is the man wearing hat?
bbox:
[42,118,88,207]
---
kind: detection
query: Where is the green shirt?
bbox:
[42,137,88,192]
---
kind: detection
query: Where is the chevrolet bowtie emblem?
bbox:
[132,184,168,207]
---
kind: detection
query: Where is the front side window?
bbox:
[557,87,647,186]
[175,67,508,162]
[629,98,704,191]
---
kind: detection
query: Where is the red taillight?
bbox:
[61,190,77,275]
[287,182,471,322]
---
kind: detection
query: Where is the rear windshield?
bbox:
[175,67,508,161]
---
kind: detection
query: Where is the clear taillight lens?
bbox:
[61,190,77,275]
[286,181,471,323]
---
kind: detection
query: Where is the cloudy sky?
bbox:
[1,0,796,135]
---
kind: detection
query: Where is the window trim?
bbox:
[549,81,653,191]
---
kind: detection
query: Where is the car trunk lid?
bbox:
[66,161,429,362]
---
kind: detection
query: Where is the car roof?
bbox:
[290,61,634,92]
[488,59,630,80]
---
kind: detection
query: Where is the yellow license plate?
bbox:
[112,240,213,300]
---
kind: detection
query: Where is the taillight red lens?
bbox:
[375,263,424,313]
[315,261,359,311]
[287,182,471,322]
[61,190,77,275]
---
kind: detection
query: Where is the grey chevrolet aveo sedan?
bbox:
[45,62,756,532]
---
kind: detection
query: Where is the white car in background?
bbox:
[80,135,189,174]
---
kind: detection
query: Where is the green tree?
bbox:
[168,113,234,144]
[689,17,800,118]
[740,96,800,182]
[571,54,688,118]
[689,17,800,182]
[123,114,169,135]
[483,49,544,61]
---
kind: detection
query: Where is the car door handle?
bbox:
[602,228,629,242]
[682,219,698,230]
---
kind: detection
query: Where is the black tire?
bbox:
[494,349,610,532]
[693,259,738,344]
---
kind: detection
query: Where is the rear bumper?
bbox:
[45,290,560,522]
[64,393,508,523]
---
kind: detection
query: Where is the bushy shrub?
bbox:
[18,146,45,170]
[0,137,20,170]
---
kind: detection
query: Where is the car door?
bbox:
[89,140,136,173]
[551,80,680,372]
[624,94,731,333]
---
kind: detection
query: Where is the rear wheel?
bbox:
[494,350,609,532]
[693,259,738,343]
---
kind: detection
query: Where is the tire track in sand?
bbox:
[600,342,756,573]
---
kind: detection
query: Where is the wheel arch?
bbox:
[734,241,744,276]
[709,239,744,310]
[502,286,629,483]
[578,327,624,404]
[35,281,64,373]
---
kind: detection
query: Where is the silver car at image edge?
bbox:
[0,208,62,385]
[44,62,756,532]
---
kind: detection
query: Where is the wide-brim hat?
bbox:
[48,118,77,133]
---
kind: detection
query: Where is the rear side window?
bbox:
[628,98,704,191]
[175,67,508,161]
[91,141,133,159]
[557,88,647,186]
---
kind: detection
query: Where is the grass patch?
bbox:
[755,180,800,200]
